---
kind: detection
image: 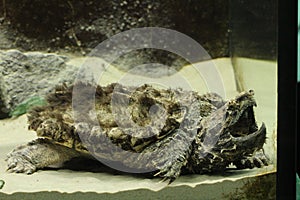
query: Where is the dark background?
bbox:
[277,0,297,199]
[0,0,277,60]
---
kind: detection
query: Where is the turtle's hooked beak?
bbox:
[232,123,267,154]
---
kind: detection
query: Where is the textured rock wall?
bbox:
[0,0,229,57]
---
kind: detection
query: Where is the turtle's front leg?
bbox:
[6,138,81,174]
[138,129,195,183]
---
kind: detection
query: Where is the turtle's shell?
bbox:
[27,82,225,158]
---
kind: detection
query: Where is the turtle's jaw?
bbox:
[231,123,267,154]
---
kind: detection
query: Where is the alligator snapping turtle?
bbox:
[6,82,268,182]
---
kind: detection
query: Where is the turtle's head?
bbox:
[199,90,266,159]
[223,90,266,155]
[225,90,258,136]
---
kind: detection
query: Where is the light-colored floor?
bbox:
[0,57,276,195]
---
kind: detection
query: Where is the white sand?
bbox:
[0,58,276,194]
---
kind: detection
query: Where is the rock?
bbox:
[0,49,80,118]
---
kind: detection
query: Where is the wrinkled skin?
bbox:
[6,82,268,183]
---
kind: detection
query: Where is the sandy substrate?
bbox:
[0,58,276,196]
